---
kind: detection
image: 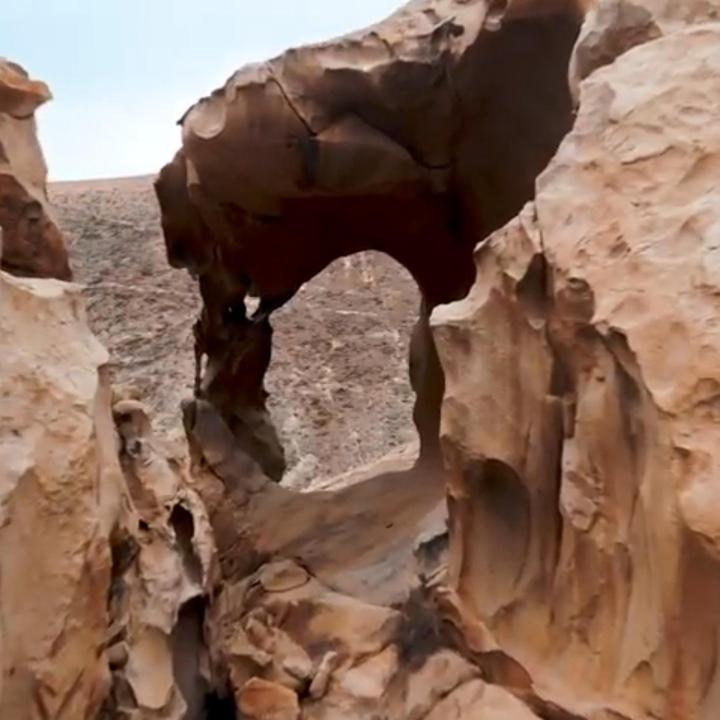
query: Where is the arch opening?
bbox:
[266,251,420,488]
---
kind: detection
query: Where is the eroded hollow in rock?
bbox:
[266,251,419,487]
[155,1,584,484]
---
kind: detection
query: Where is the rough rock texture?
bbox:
[433,19,720,720]
[0,261,217,720]
[568,0,661,100]
[0,60,71,280]
[0,73,217,720]
[0,271,120,719]
[181,395,536,719]
[7,1,720,720]
[100,399,216,720]
[155,0,585,480]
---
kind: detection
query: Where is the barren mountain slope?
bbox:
[51,176,419,486]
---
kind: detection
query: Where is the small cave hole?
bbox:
[516,253,551,324]
[169,503,203,584]
[203,685,237,719]
[171,597,212,720]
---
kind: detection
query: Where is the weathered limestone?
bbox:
[0,60,71,280]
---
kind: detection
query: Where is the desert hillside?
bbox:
[52,176,419,486]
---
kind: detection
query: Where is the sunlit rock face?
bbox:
[0,60,71,280]
[154,0,584,479]
[433,19,720,720]
[0,266,219,720]
[0,270,117,720]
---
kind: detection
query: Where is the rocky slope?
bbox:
[52,177,418,487]
[3,1,720,719]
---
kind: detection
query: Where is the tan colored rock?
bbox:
[238,677,300,720]
[0,61,71,280]
[107,399,216,720]
[629,0,720,28]
[424,680,541,720]
[338,646,398,700]
[433,21,720,720]
[404,649,479,720]
[308,650,339,700]
[569,0,662,101]
[0,270,124,719]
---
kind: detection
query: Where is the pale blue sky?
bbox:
[3,1,400,180]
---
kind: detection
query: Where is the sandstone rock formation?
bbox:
[153,0,720,718]
[0,270,119,719]
[5,0,720,719]
[0,66,214,720]
[182,396,536,719]
[433,17,720,720]
[101,398,216,720]
[154,0,586,478]
[0,270,217,720]
[0,60,71,280]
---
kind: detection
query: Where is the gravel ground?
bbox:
[51,175,420,487]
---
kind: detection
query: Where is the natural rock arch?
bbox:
[154,0,585,479]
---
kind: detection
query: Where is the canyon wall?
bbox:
[433,17,720,718]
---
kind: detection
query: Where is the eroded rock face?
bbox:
[101,399,216,720]
[0,271,120,719]
[0,60,71,280]
[7,2,720,720]
[181,396,538,719]
[155,0,584,476]
[433,21,720,720]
